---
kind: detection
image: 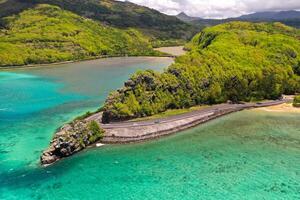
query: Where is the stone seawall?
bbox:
[102,107,242,143]
[40,100,286,166]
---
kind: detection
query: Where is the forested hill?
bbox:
[0,4,160,67]
[0,0,197,45]
[102,22,300,123]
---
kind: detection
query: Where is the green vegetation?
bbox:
[293,95,300,107]
[102,22,300,123]
[0,0,198,46]
[75,111,93,121]
[74,106,104,121]
[129,105,209,122]
[88,121,105,143]
[0,4,162,66]
[72,120,105,148]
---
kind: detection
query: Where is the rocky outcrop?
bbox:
[41,120,104,166]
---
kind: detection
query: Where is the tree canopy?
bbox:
[102,22,300,123]
[0,0,197,45]
[0,4,161,66]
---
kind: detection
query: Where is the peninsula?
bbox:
[41,99,288,165]
[41,22,300,166]
[2,0,300,199]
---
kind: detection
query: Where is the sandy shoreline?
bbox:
[154,46,186,57]
[254,103,300,113]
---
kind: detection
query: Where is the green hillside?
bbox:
[0,4,161,66]
[102,22,300,123]
[0,0,197,45]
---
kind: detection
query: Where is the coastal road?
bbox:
[41,99,289,165]
[100,100,287,129]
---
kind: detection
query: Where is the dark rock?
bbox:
[41,151,58,165]
[124,79,135,87]
[40,120,104,166]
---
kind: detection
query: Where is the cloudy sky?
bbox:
[119,0,300,19]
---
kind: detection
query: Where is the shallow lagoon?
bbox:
[0,57,299,199]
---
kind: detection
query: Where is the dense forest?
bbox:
[0,4,163,66]
[102,22,300,123]
[0,0,197,46]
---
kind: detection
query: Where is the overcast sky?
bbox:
[119,0,300,19]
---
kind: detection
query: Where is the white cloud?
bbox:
[118,0,300,18]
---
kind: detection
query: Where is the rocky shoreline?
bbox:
[41,100,287,166]
[41,120,104,166]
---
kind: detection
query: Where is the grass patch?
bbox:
[74,107,104,121]
[129,105,209,122]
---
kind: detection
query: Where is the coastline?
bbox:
[154,46,186,57]
[0,54,175,71]
[0,46,185,71]
[41,100,288,166]
[100,101,291,144]
[254,103,300,113]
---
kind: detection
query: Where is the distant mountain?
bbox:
[0,0,198,44]
[236,10,300,28]
[176,13,224,28]
[176,12,200,22]
[176,12,223,29]
[238,10,300,20]
[176,10,300,28]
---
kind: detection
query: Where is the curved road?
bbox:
[92,100,287,129]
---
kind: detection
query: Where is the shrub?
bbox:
[88,121,105,143]
[293,95,300,107]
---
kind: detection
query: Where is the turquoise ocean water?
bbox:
[0,57,299,199]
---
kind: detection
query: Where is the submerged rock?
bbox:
[41,120,104,166]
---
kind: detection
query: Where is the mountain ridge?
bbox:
[0,0,198,44]
[176,12,200,22]
[176,10,300,28]
[238,10,300,20]
[0,4,162,67]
